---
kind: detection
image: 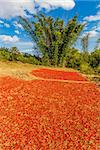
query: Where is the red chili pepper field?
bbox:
[31,68,87,81]
[0,68,99,150]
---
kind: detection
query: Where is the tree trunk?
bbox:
[59,48,67,67]
[53,44,59,66]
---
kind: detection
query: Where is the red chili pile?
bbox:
[31,68,87,81]
[0,69,99,150]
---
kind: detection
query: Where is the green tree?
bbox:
[90,49,100,68]
[81,33,89,52]
[65,48,82,69]
[81,34,89,63]
[9,47,20,61]
[19,14,84,67]
[0,47,10,60]
[94,38,100,50]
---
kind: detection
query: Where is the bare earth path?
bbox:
[0,61,99,150]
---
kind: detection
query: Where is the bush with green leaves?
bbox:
[65,48,82,69]
[0,47,41,65]
[9,47,20,61]
[95,66,100,74]
[80,62,94,74]
[90,49,100,68]
[0,48,10,60]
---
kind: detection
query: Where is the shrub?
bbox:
[0,49,10,60]
[65,48,82,69]
[95,66,100,74]
[80,63,94,74]
[0,47,41,65]
[90,49,100,68]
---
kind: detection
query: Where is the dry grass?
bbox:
[0,61,75,80]
[0,61,38,80]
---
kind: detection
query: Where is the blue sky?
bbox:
[0,0,100,54]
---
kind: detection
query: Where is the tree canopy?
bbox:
[19,14,84,67]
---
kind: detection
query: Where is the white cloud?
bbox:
[92,23,100,32]
[83,30,99,38]
[35,0,75,11]
[0,20,4,24]
[0,35,20,43]
[15,30,20,34]
[17,41,33,47]
[13,21,23,30]
[0,0,35,19]
[0,20,10,28]
[11,41,34,51]
[88,31,99,38]
[0,0,75,19]
[96,26,100,31]
[4,23,10,28]
[83,12,100,22]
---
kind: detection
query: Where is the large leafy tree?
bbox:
[19,14,84,67]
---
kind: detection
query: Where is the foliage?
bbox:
[81,34,90,63]
[81,51,90,63]
[20,14,84,67]
[95,66,100,74]
[0,48,11,60]
[90,49,100,68]
[0,13,99,75]
[0,46,99,75]
[81,34,89,52]
[65,48,82,69]
[80,62,94,74]
[94,38,100,50]
[0,47,41,65]
[9,47,20,61]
